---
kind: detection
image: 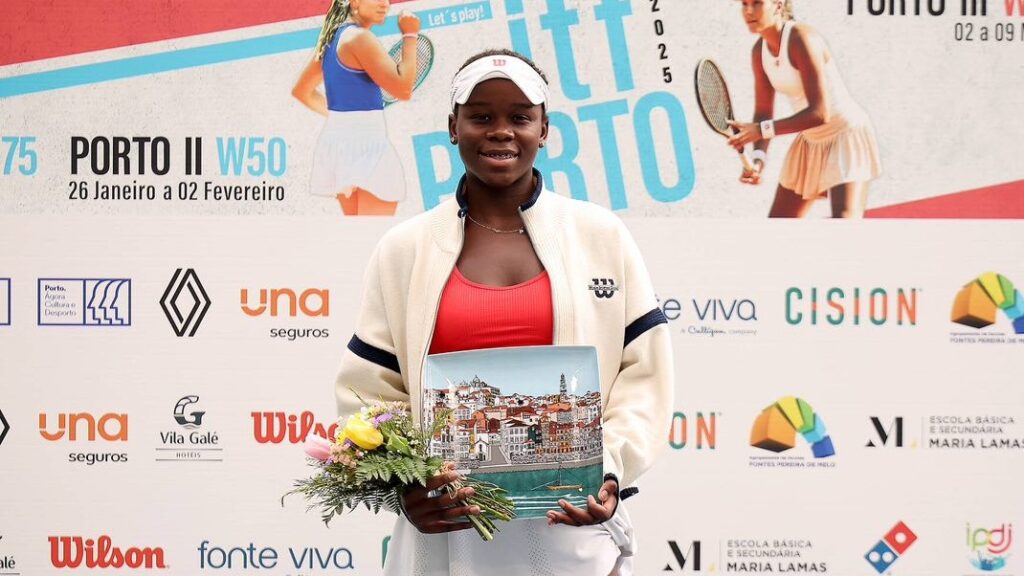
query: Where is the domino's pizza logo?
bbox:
[865,521,917,573]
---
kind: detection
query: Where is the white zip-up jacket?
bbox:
[335,172,674,490]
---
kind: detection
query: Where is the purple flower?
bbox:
[372,412,395,426]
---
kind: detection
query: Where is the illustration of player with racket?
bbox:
[292,0,432,216]
[707,0,881,218]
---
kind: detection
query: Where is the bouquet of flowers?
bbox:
[286,399,515,541]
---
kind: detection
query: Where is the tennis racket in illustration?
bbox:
[694,58,754,172]
[382,34,435,106]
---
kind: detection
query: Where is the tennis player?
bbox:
[292,0,419,216]
[728,0,880,218]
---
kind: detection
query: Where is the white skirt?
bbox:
[384,503,636,576]
[309,110,406,201]
[779,106,881,199]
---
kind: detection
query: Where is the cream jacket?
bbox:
[335,172,674,489]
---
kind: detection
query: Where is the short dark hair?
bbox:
[455,48,550,85]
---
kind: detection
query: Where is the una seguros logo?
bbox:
[750,397,835,458]
[952,272,1024,334]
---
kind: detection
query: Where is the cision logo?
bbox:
[39,411,128,465]
[865,522,917,574]
[749,397,835,469]
[0,278,10,326]
[668,411,718,451]
[724,538,827,574]
[37,278,131,326]
[659,294,758,339]
[196,540,353,571]
[240,287,331,341]
[160,268,211,337]
[155,396,223,463]
[967,523,1013,573]
[49,535,167,569]
[785,287,918,327]
[251,411,338,444]
[950,272,1024,344]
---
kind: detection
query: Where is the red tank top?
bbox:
[428,267,554,355]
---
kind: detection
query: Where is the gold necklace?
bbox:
[465,212,525,234]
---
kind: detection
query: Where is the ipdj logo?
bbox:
[173,396,205,429]
[160,268,211,337]
[588,278,619,299]
[952,272,1024,334]
[967,523,1012,572]
[251,412,338,444]
[49,535,167,569]
[39,413,127,442]
[866,416,904,448]
[37,278,131,326]
[664,540,702,571]
[240,288,329,317]
[0,409,9,446]
[751,397,835,458]
[0,278,10,326]
[865,521,917,574]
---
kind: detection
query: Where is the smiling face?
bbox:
[449,78,548,192]
[740,0,783,33]
[350,0,390,26]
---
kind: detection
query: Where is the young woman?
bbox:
[292,0,419,216]
[333,49,674,575]
[728,0,881,218]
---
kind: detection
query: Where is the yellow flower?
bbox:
[343,415,384,450]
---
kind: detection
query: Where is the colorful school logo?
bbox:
[865,521,917,574]
[967,523,1012,572]
[952,272,1024,334]
[750,397,835,458]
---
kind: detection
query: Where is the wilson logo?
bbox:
[49,535,167,569]
[492,58,507,66]
[39,413,128,441]
[251,412,338,444]
[240,288,329,317]
[589,278,619,299]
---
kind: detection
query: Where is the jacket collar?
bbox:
[454,168,545,217]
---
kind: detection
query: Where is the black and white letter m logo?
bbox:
[867,417,904,447]
[664,540,701,571]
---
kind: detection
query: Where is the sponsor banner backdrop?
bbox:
[1,217,1022,574]
[2,0,1023,575]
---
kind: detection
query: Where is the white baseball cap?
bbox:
[449,54,550,112]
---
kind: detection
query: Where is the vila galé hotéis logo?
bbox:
[251,411,338,444]
[0,535,17,576]
[658,293,758,339]
[240,287,330,340]
[155,395,223,463]
[197,541,353,571]
[39,412,128,464]
[50,535,167,570]
[785,287,918,327]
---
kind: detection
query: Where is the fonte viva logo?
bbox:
[968,523,1012,572]
[160,268,211,337]
[751,397,835,458]
[865,522,917,574]
[174,396,205,429]
[251,412,338,444]
[49,536,167,569]
[952,272,1024,334]
[197,541,353,570]
[786,287,917,326]
[664,540,704,572]
[240,288,329,317]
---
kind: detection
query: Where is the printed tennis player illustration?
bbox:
[707,0,881,218]
[292,0,433,216]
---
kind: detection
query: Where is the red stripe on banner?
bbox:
[866,180,1024,219]
[1,0,414,66]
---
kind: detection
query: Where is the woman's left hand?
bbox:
[726,120,762,151]
[546,479,619,527]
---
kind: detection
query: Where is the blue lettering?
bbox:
[633,92,694,203]
[577,99,630,210]
[535,112,587,201]
[594,0,635,91]
[412,132,465,210]
[540,0,590,100]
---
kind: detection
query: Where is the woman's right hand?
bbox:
[401,467,480,534]
[739,161,763,185]
[398,10,421,35]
